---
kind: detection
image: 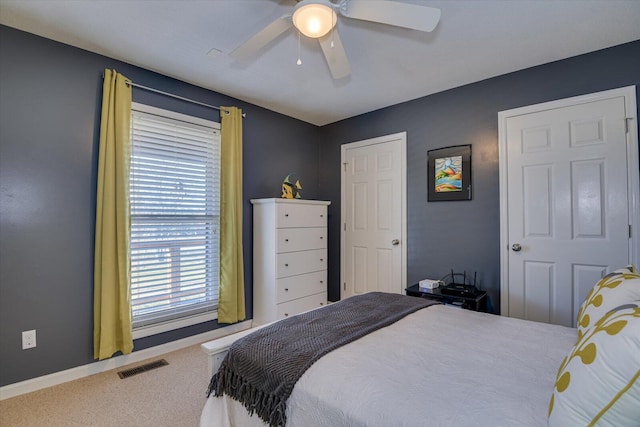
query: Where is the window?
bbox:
[129,103,220,337]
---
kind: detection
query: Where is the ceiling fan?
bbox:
[230,0,441,79]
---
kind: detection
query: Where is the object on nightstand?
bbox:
[439,270,480,297]
[440,283,477,297]
[419,279,443,291]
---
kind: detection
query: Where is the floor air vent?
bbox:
[117,359,169,379]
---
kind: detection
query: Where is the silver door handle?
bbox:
[392,239,400,246]
[512,243,522,252]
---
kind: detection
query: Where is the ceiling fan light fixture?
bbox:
[292,0,337,39]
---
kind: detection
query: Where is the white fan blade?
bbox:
[230,15,293,61]
[341,0,441,32]
[319,29,351,79]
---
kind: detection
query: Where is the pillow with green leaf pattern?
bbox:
[549,302,640,426]
[576,265,639,339]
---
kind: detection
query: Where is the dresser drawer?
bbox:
[276,249,326,278]
[277,203,327,228]
[276,293,327,320]
[276,271,327,304]
[277,228,327,253]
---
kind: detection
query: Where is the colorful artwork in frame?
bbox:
[427,145,472,201]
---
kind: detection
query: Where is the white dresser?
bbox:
[251,198,331,325]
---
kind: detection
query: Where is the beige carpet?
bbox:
[0,344,210,427]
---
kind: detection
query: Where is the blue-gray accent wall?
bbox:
[318,39,640,308]
[1,23,638,388]
[0,25,321,386]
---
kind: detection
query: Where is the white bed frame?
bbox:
[201,323,269,376]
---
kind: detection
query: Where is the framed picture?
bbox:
[427,144,472,201]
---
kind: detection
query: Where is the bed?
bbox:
[200,269,640,427]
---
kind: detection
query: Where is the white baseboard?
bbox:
[0,320,252,401]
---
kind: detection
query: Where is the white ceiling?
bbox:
[1,0,639,126]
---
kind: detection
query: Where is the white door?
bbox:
[499,87,639,327]
[341,132,406,299]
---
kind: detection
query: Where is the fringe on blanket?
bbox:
[207,364,287,427]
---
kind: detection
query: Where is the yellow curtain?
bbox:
[218,106,246,324]
[93,69,133,360]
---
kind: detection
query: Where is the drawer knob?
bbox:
[320,281,323,284]
[285,239,289,242]
[320,236,323,240]
[284,288,289,292]
[320,303,324,306]
[285,263,289,267]
[320,214,324,218]
[320,259,323,262]
[285,213,289,217]
[284,313,289,317]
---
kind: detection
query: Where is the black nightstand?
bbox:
[405,284,487,312]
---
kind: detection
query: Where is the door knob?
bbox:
[392,239,400,246]
[512,243,522,252]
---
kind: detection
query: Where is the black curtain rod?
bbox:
[102,73,245,117]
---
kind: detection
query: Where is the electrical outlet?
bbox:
[22,330,36,349]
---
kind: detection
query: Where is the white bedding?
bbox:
[200,304,577,427]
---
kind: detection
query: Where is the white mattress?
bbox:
[200,304,577,426]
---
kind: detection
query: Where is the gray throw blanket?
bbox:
[206,292,439,426]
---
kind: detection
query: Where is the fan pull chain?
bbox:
[296,30,302,65]
[331,10,335,48]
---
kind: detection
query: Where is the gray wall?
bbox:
[0,25,320,386]
[319,40,640,309]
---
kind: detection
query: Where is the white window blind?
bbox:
[130,105,220,329]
